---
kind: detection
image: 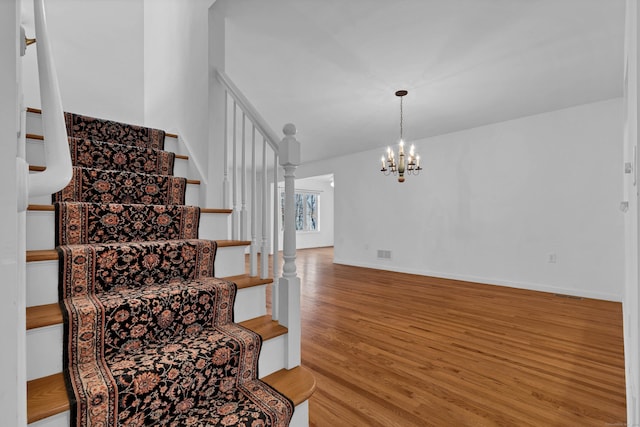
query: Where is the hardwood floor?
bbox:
[282,247,625,426]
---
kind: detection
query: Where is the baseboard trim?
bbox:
[332,257,622,302]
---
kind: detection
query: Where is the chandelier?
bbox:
[380,90,422,182]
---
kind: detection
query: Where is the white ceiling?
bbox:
[224,0,625,164]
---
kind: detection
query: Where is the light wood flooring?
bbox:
[271,247,626,426]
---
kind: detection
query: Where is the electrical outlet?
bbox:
[548,253,557,264]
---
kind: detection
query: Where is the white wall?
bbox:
[144,0,213,194]
[22,0,145,124]
[622,0,640,422]
[277,176,334,250]
[21,0,214,190]
[299,98,625,301]
[1,1,24,424]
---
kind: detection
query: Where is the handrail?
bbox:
[27,0,72,197]
[215,69,280,152]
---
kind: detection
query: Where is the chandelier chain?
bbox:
[400,95,404,141]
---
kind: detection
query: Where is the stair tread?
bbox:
[240,314,287,340]
[27,373,68,424]
[27,204,231,214]
[201,207,233,214]
[226,274,274,289]
[27,204,54,211]
[27,366,313,424]
[26,240,251,262]
[263,366,317,406]
[26,133,44,140]
[26,304,63,330]
[27,278,275,330]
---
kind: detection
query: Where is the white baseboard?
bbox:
[333,257,622,302]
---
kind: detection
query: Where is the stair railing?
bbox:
[215,70,301,367]
[17,0,72,212]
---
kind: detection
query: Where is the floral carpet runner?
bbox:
[56,112,293,426]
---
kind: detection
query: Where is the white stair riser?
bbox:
[27,325,63,381]
[26,245,247,307]
[26,211,230,251]
[29,411,69,427]
[173,157,188,178]
[163,137,179,154]
[27,181,200,206]
[26,139,44,165]
[26,111,42,135]
[26,260,59,307]
[259,335,286,377]
[290,402,309,427]
[26,287,274,382]
[234,284,267,323]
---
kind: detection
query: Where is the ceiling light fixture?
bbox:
[380,90,421,182]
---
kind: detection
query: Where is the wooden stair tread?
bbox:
[27,373,68,424]
[263,366,317,406]
[26,249,58,262]
[241,315,287,340]
[27,205,231,214]
[215,240,251,247]
[27,204,54,211]
[166,132,178,139]
[226,275,274,289]
[175,153,188,160]
[27,277,274,330]
[27,241,250,262]
[28,366,314,424]
[26,304,62,330]
[201,208,233,214]
[26,133,44,141]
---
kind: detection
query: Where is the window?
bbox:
[281,191,319,232]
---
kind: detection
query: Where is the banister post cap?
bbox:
[279,123,301,167]
[283,123,297,136]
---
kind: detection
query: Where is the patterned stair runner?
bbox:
[68,137,176,175]
[65,112,166,150]
[55,113,293,426]
[53,167,187,205]
[55,203,200,245]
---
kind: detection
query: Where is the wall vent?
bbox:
[377,250,391,259]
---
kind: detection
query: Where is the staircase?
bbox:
[24,109,315,426]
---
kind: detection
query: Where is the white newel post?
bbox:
[278,124,301,368]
